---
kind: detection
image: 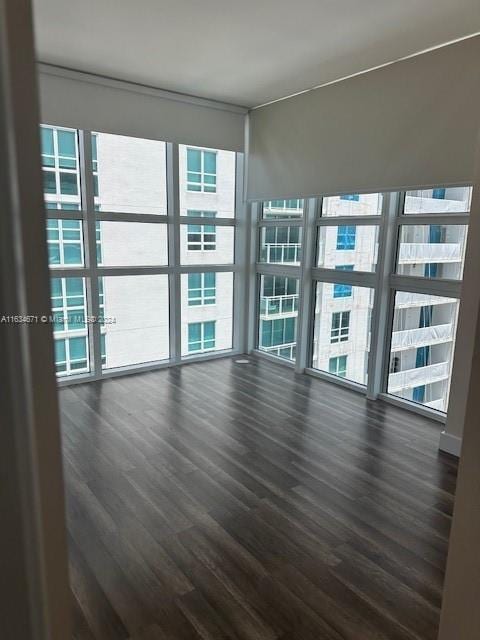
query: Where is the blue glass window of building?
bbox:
[340,194,360,201]
[188,321,216,352]
[260,317,296,348]
[50,277,86,332]
[336,225,356,250]
[413,385,426,403]
[333,265,354,298]
[188,272,216,306]
[432,188,446,199]
[187,148,217,192]
[187,210,216,250]
[54,336,88,375]
[47,220,83,266]
[329,355,347,377]
[41,126,79,198]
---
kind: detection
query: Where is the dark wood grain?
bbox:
[60,355,457,640]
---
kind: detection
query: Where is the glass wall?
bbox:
[312,282,374,385]
[41,125,240,379]
[253,187,472,415]
[258,275,299,362]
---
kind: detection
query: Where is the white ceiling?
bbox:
[33,0,480,108]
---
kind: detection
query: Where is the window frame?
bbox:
[250,187,471,420]
[42,126,245,384]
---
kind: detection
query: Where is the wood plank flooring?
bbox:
[59,355,458,640]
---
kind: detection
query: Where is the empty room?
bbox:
[2,1,480,639]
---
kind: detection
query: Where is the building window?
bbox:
[333,265,354,298]
[188,321,216,353]
[92,133,99,199]
[187,148,217,192]
[51,277,87,332]
[259,225,302,264]
[54,336,88,375]
[47,220,83,266]
[95,221,102,265]
[263,199,304,219]
[331,311,350,343]
[188,272,216,306]
[432,188,446,200]
[260,317,296,348]
[340,194,360,202]
[40,126,80,205]
[187,210,217,251]
[336,225,356,250]
[329,355,347,378]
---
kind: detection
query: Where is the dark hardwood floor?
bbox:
[59,355,458,640]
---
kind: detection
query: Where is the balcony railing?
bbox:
[425,398,446,411]
[398,243,462,264]
[391,323,453,352]
[261,243,302,265]
[388,361,449,392]
[262,343,296,360]
[395,292,455,309]
[259,294,299,317]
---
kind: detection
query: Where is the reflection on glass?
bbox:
[181,272,233,356]
[259,226,302,265]
[317,225,379,272]
[101,275,169,369]
[312,282,374,385]
[258,275,299,362]
[322,193,383,216]
[387,291,459,412]
[93,132,167,214]
[396,225,467,280]
[404,187,472,214]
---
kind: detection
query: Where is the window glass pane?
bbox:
[396,225,467,280]
[93,132,167,214]
[317,225,379,272]
[259,226,302,265]
[322,193,383,216]
[101,275,169,369]
[43,171,56,194]
[59,172,78,195]
[387,292,459,412]
[180,225,234,265]
[181,272,233,356]
[312,282,374,385]
[404,187,472,214]
[97,222,168,266]
[50,277,90,376]
[41,127,54,160]
[46,219,84,268]
[57,130,77,168]
[41,125,81,210]
[258,275,299,362]
[180,145,235,217]
[262,199,304,219]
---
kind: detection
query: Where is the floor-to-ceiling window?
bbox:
[256,200,304,362]
[41,125,242,380]
[252,186,472,417]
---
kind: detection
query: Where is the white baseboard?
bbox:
[439,431,462,457]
